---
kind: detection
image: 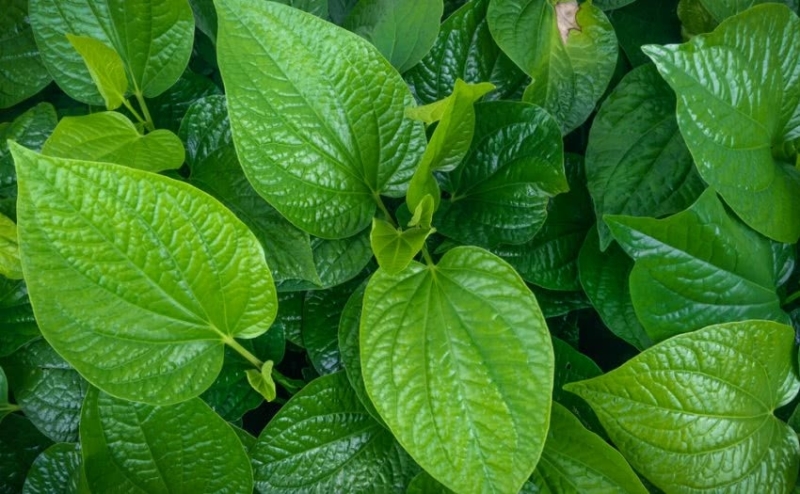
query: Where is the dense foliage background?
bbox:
[1,0,800,492]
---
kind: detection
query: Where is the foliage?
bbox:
[1,0,799,493]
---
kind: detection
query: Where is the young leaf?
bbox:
[487,0,618,133]
[565,320,800,493]
[436,101,567,248]
[22,443,84,494]
[370,216,434,275]
[0,0,51,109]
[42,112,185,173]
[30,0,195,105]
[1,338,88,442]
[0,278,39,357]
[343,0,443,73]
[0,414,53,493]
[607,189,790,342]
[246,360,276,402]
[216,0,425,238]
[405,0,528,104]
[251,372,418,492]
[11,143,277,405]
[81,387,254,494]
[585,63,704,249]
[361,246,554,493]
[524,402,648,493]
[0,213,21,279]
[644,4,800,242]
[65,34,127,110]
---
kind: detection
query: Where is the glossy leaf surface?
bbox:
[0,0,51,108]
[216,0,425,238]
[22,443,84,494]
[66,34,127,110]
[566,320,800,493]
[12,144,277,404]
[361,246,553,493]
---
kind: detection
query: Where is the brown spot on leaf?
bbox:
[556,1,581,44]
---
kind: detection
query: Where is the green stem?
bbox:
[222,336,264,369]
[784,290,800,306]
[421,243,435,266]
[134,90,155,132]
[4,404,21,413]
[121,98,147,127]
[374,193,396,228]
[271,368,305,395]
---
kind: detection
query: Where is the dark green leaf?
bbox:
[147,69,220,133]
[200,345,264,422]
[276,232,373,292]
[407,472,454,494]
[0,0,51,109]
[22,443,83,494]
[608,0,681,66]
[0,414,53,494]
[551,337,603,435]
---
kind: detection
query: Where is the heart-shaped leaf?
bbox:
[12,143,277,405]
[565,320,800,493]
[361,246,553,493]
[216,0,425,238]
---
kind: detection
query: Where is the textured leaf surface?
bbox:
[147,69,221,133]
[437,101,567,248]
[12,144,277,404]
[30,0,194,104]
[43,112,184,173]
[361,246,553,493]
[0,414,53,494]
[565,320,800,493]
[0,213,21,279]
[370,217,433,275]
[488,0,618,133]
[277,232,373,291]
[525,403,648,493]
[2,338,87,442]
[0,278,39,357]
[0,0,51,108]
[252,372,417,493]
[644,5,800,242]
[344,0,443,72]
[405,0,527,104]
[586,63,704,249]
[22,443,84,494]
[607,189,789,341]
[66,34,127,110]
[216,0,425,238]
[81,387,253,494]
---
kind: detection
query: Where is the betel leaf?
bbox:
[42,112,184,173]
[644,4,800,243]
[586,63,704,249]
[0,366,16,424]
[200,346,264,422]
[407,472,454,494]
[361,246,554,493]
[246,360,277,402]
[344,0,443,73]
[22,443,84,494]
[30,0,195,105]
[532,287,591,319]
[524,402,648,493]
[179,95,318,284]
[11,143,277,405]
[550,337,603,435]
[2,338,88,442]
[0,278,39,357]
[0,414,53,494]
[370,216,434,275]
[607,189,789,342]
[679,0,798,36]
[565,320,800,493]
[405,0,528,104]
[0,102,57,219]
[487,0,618,133]
[81,387,253,494]
[607,0,681,67]
[493,154,593,291]
[578,227,652,350]
[251,372,418,493]
[216,0,425,239]
[65,34,127,110]
[0,212,21,279]
[436,101,567,248]
[0,0,51,109]
[146,69,221,133]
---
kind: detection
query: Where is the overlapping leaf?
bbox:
[0,0,51,108]
[21,443,84,494]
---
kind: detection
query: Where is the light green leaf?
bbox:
[405,0,528,104]
[488,0,618,133]
[0,366,15,425]
[0,213,21,279]
[65,34,127,110]
[370,218,434,275]
[525,402,648,494]
[216,0,425,238]
[361,246,554,493]
[578,227,652,350]
[22,443,84,494]
[436,101,567,248]
[179,95,318,284]
[1,338,88,442]
[344,0,443,72]
[271,0,329,17]
[0,278,39,357]
[252,372,417,492]
[12,143,277,405]
[81,387,253,494]
[30,0,195,105]
[246,361,276,402]
[607,189,789,342]
[565,320,800,493]
[492,154,592,290]
[0,414,53,493]
[586,63,704,249]
[643,4,800,242]
[0,103,57,218]
[0,0,51,109]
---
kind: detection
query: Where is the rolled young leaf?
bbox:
[65,34,127,110]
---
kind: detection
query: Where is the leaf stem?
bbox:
[121,98,147,127]
[784,290,800,306]
[222,336,264,369]
[133,90,155,132]
[271,368,305,395]
[421,243,435,266]
[373,193,396,228]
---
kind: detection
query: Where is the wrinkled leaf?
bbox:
[148,69,221,133]
[361,246,553,493]
[0,213,21,279]
[0,0,51,109]
[276,232,373,292]
[12,143,277,405]
[0,278,38,357]
[66,34,127,110]
[566,320,800,493]
[22,443,84,494]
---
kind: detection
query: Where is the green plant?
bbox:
[1,0,799,492]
